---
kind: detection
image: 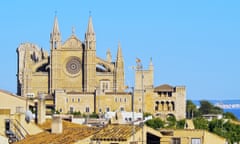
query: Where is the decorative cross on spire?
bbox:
[72,26,75,35]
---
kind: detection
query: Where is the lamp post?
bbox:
[136,58,144,144]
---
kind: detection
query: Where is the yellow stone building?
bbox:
[16,15,186,120]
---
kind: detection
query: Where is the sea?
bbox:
[192,100,240,120]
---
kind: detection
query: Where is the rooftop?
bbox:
[91,124,141,141]
[154,84,174,92]
[14,119,100,144]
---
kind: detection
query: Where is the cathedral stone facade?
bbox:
[16,16,186,120]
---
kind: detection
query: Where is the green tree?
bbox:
[176,119,186,129]
[145,118,165,130]
[193,117,208,130]
[224,112,238,120]
[186,100,198,118]
[166,115,176,128]
[199,100,223,115]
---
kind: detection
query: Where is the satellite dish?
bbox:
[25,110,33,123]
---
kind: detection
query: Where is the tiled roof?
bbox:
[91,124,141,141]
[154,84,174,92]
[14,119,100,144]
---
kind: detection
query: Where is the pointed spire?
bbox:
[106,48,112,62]
[149,57,154,71]
[86,15,95,35]
[117,42,123,59]
[50,14,61,49]
[85,14,96,50]
[52,15,60,34]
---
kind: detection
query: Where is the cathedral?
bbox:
[16,16,186,120]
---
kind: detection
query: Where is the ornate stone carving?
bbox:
[66,57,81,75]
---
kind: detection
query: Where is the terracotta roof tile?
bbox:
[154,84,175,92]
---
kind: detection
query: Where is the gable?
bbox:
[62,35,83,49]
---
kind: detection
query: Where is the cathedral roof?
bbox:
[154,84,175,92]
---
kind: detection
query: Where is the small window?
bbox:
[120,107,124,111]
[106,107,110,112]
[59,108,62,112]
[119,98,122,102]
[172,138,181,144]
[78,98,80,102]
[191,138,201,144]
[66,98,68,103]
[99,108,102,113]
[70,107,74,113]
[115,97,117,102]
[72,98,74,102]
[139,109,142,113]
[139,98,141,101]
[86,107,90,113]
[124,98,127,102]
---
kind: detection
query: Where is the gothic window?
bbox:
[172,102,175,111]
[86,107,90,113]
[65,57,81,76]
[106,107,110,112]
[100,80,110,92]
[139,109,142,113]
[168,92,172,97]
[70,107,74,113]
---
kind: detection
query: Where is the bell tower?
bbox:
[50,15,62,93]
[83,15,96,92]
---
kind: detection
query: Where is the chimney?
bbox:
[37,93,46,124]
[51,115,63,134]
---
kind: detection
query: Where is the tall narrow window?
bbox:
[70,107,74,113]
[86,107,90,113]
[106,107,110,112]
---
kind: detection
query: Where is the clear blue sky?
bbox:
[0,0,240,100]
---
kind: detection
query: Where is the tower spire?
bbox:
[106,48,112,62]
[149,57,154,71]
[85,14,96,50]
[53,16,60,34]
[50,15,61,49]
[86,15,95,35]
[117,42,123,60]
[115,42,125,92]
